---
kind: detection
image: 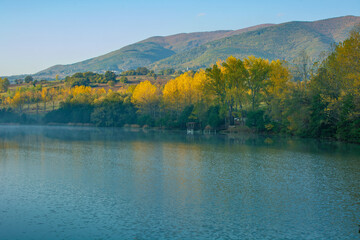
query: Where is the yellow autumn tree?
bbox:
[264,60,292,124]
[244,56,271,111]
[41,87,49,111]
[131,80,159,117]
[29,88,41,115]
[206,56,248,125]
[48,88,58,110]
[192,70,208,102]
[163,78,180,112]
[11,91,25,112]
[69,85,94,104]
[24,90,32,111]
[163,70,208,118]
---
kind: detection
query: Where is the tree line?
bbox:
[0,29,359,143]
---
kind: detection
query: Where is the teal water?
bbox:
[0,126,359,239]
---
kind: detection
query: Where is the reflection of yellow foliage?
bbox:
[264,137,274,144]
[265,124,274,131]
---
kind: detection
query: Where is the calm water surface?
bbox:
[0,126,359,239]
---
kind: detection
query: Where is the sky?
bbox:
[0,0,359,76]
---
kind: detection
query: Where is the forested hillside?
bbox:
[18,16,359,80]
[151,16,360,70]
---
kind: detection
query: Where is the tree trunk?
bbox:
[252,92,255,111]
[229,104,234,126]
[228,98,234,126]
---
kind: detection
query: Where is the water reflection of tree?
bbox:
[0,125,359,157]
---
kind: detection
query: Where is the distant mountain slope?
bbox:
[34,30,233,78]
[140,24,275,53]
[139,30,232,53]
[31,15,360,79]
[151,16,360,70]
[222,24,276,38]
[34,24,274,79]
[36,42,176,78]
[304,15,360,41]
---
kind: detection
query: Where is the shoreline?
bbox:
[0,122,357,145]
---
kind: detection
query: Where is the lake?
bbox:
[0,125,359,239]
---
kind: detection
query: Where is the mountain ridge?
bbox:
[6,15,360,80]
[150,15,360,70]
[35,23,274,79]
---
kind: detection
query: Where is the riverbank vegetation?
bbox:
[0,30,359,143]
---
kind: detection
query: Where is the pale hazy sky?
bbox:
[1,0,359,76]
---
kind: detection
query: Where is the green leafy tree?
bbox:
[136,67,149,75]
[206,56,248,125]
[24,75,33,83]
[120,76,128,83]
[15,79,23,85]
[107,80,115,87]
[0,78,10,92]
[292,50,312,86]
[244,56,271,111]
[105,71,116,82]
